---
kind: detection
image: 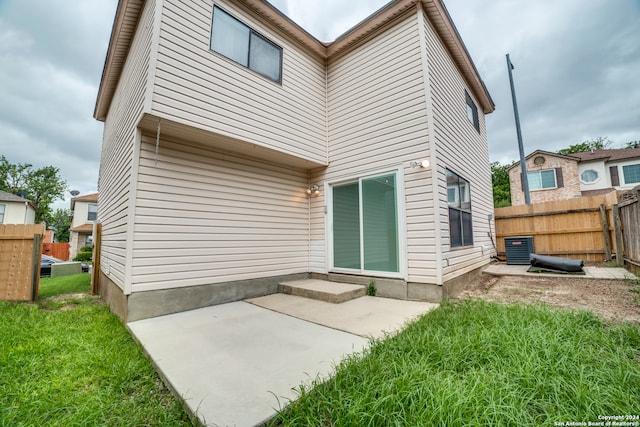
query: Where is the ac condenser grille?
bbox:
[504,236,534,265]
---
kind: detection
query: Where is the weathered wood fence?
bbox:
[0,224,44,301]
[495,192,620,262]
[619,189,640,266]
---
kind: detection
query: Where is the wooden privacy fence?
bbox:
[495,192,620,262]
[0,224,44,301]
[42,242,70,261]
[619,189,640,266]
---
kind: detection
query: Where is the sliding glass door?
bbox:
[332,172,399,274]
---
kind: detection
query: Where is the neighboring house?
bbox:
[0,190,36,224]
[508,148,640,205]
[94,0,495,322]
[69,193,98,260]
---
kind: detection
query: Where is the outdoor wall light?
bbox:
[307,184,321,196]
[412,159,430,169]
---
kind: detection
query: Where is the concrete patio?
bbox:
[128,294,437,426]
[484,263,637,280]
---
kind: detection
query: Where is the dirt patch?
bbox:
[458,272,640,324]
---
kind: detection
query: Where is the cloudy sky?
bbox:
[1,0,638,211]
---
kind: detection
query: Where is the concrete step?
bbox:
[278,279,366,304]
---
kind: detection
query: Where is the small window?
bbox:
[211,6,282,83]
[622,164,640,184]
[465,90,479,132]
[580,169,599,183]
[447,169,473,247]
[87,204,97,221]
[527,169,556,190]
[0,204,5,223]
[85,235,94,247]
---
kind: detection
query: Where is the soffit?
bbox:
[94,0,144,121]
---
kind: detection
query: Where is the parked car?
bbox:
[40,255,89,277]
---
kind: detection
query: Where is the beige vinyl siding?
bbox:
[423,14,493,282]
[151,0,327,165]
[130,134,309,292]
[311,10,437,282]
[1,202,34,224]
[98,0,155,290]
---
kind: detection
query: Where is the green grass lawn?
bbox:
[0,274,194,426]
[37,273,93,299]
[269,300,640,426]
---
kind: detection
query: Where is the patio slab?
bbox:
[247,293,437,339]
[484,263,637,280]
[128,295,436,426]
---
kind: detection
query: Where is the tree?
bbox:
[557,137,613,155]
[624,141,640,149]
[49,208,72,242]
[0,155,67,224]
[491,161,512,208]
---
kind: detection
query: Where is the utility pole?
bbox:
[506,53,530,205]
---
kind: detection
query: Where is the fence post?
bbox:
[31,233,41,301]
[612,204,624,266]
[91,223,102,295]
[599,204,612,260]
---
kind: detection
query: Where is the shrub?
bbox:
[80,246,93,253]
[73,252,92,262]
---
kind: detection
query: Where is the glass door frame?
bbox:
[326,166,407,280]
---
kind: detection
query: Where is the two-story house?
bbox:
[0,190,36,224]
[69,193,98,260]
[508,147,640,205]
[94,0,495,322]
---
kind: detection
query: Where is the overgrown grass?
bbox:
[270,300,640,426]
[1,277,194,426]
[38,273,92,299]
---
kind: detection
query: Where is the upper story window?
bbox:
[465,90,479,132]
[580,169,599,183]
[447,169,473,248]
[0,204,5,223]
[211,6,282,83]
[622,164,640,184]
[528,169,556,190]
[87,204,97,221]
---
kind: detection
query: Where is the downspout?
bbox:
[24,201,29,224]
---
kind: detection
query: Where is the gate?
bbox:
[0,224,44,301]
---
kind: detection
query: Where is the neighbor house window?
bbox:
[580,169,599,183]
[87,204,97,221]
[0,204,5,223]
[528,169,556,190]
[211,6,282,83]
[622,164,640,184]
[85,235,93,247]
[447,169,473,247]
[465,90,479,132]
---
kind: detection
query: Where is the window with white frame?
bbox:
[622,164,640,184]
[85,235,94,247]
[465,90,479,132]
[528,169,556,190]
[447,169,473,247]
[211,6,283,83]
[87,204,97,221]
[0,204,5,223]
